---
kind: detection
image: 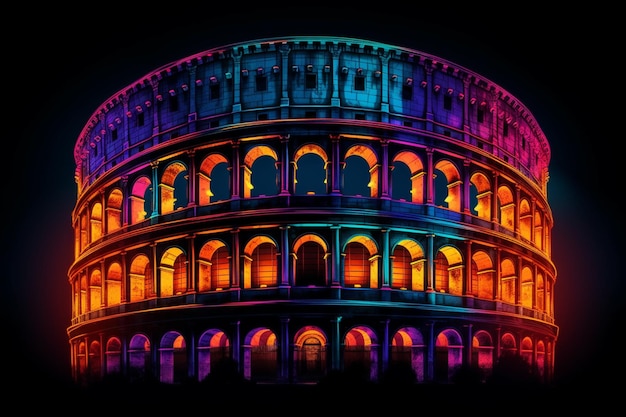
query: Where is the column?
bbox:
[426,148,434,205]
[331,316,342,372]
[280,135,290,195]
[280,318,290,382]
[231,229,241,288]
[187,150,197,207]
[331,225,341,286]
[280,226,291,286]
[150,161,159,218]
[380,139,390,199]
[381,229,390,288]
[231,141,241,199]
[330,134,341,195]
[187,234,196,292]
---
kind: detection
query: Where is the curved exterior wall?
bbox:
[68,36,558,385]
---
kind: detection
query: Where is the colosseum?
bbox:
[67,36,558,386]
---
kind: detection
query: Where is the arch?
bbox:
[159,331,187,384]
[197,329,230,382]
[536,272,545,312]
[520,336,533,366]
[344,326,378,382]
[434,159,461,211]
[293,233,328,287]
[497,184,515,231]
[534,209,544,249]
[294,143,328,195]
[293,326,328,382]
[243,235,278,289]
[129,253,152,301]
[106,188,123,233]
[128,333,151,383]
[160,246,187,297]
[89,268,102,312]
[391,238,425,291]
[536,340,546,380]
[90,202,103,243]
[199,153,230,205]
[472,330,494,381]
[88,340,102,383]
[391,326,425,382]
[520,265,534,308]
[105,337,122,376]
[344,234,379,288]
[469,171,491,220]
[198,239,230,291]
[106,262,122,306]
[243,145,279,198]
[130,175,152,224]
[434,245,463,295]
[344,144,379,197]
[435,328,463,383]
[471,250,494,299]
[161,160,188,214]
[500,332,517,357]
[519,198,532,241]
[392,150,425,203]
[244,327,278,382]
[500,257,517,304]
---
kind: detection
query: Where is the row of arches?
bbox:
[77,137,551,256]
[73,322,552,386]
[73,230,553,318]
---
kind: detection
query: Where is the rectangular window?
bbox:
[137,112,145,126]
[111,129,118,141]
[305,111,316,118]
[258,113,268,121]
[354,75,365,91]
[444,95,452,110]
[170,96,179,112]
[402,85,413,100]
[210,83,220,99]
[306,73,317,89]
[503,122,509,137]
[477,108,484,123]
[256,75,267,91]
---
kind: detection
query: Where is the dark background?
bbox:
[6,2,620,408]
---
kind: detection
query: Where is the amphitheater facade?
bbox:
[68,36,558,385]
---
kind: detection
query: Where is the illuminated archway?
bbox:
[243,145,279,198]
[293,326,328,382]
[197,329,230,382]
[391,238,425,291]
[244,327,278,382]
[435,328,463,383]
[160,161,188,214]
[344,235,379,288]
[434,159,461,211]
[106,188,123,233]
[471,250,494,299]
[500,257,517,304]
[470,171,491,220]
[159,331,187,384]
[105,337,122,376]
[198,239,230,291]
[391,326,425,382]
[497,184,515,231]
[129,253,152,302]
[434,245,463,295]
[391,150,425,203]
[159,246,187,296]
[344,144,379,197]
[90,202,102,242]
[293,233,328,286]
[471,331,493,382]
[344,326,378,382]
[106,262,122,306]
[199,153,230,204]
[243,235,278,289]
[294,143,328,195]
[128,333,151,383]
[130,175,152,224]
